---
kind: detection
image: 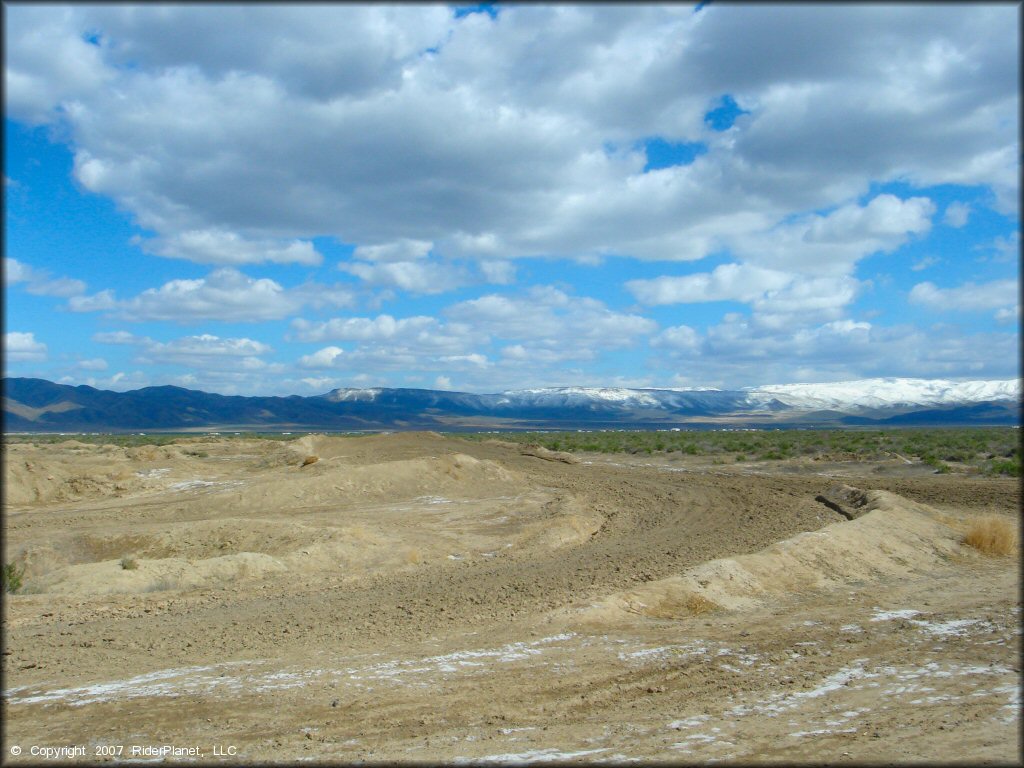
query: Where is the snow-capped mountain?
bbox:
[743,378,1021,412]
[4,376,1020,431]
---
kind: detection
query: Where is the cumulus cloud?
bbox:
[77,358,108,371]
[68,268,354,322]
[627,263,792,305]
[298,346,345,369]
[90,331,277,373]
[628,264,861,328]
[726,195,936,276]
[653,316,1017,386]
[909,279,1019,312]
[4,5,1018,390]
[651,325,701,352]
[5,5,1014,267]
[92,330,142,345]
[136,229,322,266]
[4,331,48,362]
[341,260,472,294]
[353,239,433,262]
[446,286,657,347]
[4,257,86,297]
[144,334,272,361]
[291,315,482,354]
[943,202,971,228]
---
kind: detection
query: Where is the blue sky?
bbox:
[3,3,1019,395]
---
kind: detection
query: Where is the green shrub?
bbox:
[3,563,25,594]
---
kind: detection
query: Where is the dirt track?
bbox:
[2,433,1020,763]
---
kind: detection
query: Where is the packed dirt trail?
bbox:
[3,433,1019,763]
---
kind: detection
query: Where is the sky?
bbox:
[3,3,1020,396]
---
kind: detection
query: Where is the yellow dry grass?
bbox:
[963,515,1019,556]
[643,592,721,618]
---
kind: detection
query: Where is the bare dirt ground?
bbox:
[2,433,1020,764]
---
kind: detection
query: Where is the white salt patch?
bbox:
[870,608,921,622]
[790,726,857,738]
[839,624,862,633]
[617,641,707,662]
[456,747,609,763]
[668,715,710,730]
[168,479,219,491]
[135,468,170,478]
[912,619,987,637]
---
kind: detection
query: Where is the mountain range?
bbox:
[3,376,1019,432]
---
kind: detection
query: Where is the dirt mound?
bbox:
[3,450,140,505]
[519,445,581,464]
[575,488,964,622]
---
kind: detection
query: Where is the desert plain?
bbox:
[2,431,1020,764]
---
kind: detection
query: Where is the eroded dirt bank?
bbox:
[3,433,1019,763]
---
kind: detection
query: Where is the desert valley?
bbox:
[2,429,1019,763]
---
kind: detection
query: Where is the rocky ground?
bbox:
[2,433,1019,764]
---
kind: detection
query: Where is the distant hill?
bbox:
[2,376,1019,432]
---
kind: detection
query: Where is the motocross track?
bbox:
[2,432,1020,764]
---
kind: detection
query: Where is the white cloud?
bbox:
[434,375,453,390]
[298,346,345,369]
[911,256,940,272]
[137,229,322,266]
[299,376,336,391]
[90,331,277,373]
[650,315,1018,386]
[446,286,656,347]
[92,330,142,345]
[726,195,936,276]
[291,315,481,353]
[478,260,516,285]
[341,260,471,294]
[145,334,272,361]
[627,263,792,305]
[5,5,1013,270]
[943,201,971,228]
[909,279,1019,312]
[353,239,433,262]
[628,264,861,328]
[995,306,1019,324]
[77,358,109,371]
[4,257,86,297]
[4,6,1019,392]
[68,268,354,322]
[4,331,48,362]
[651,325,701,352]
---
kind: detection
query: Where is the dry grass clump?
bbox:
[120,556,139,571]
[301,455,319,467]
[644,592,721,618]
[684,593,720,615]
[963,515,1019,556]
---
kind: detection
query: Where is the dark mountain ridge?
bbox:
[2,377,1019,432]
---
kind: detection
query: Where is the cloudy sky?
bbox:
[3,3,1020,395]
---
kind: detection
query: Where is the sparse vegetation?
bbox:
[685,593,720,615]
[120,556,139,571]
[963,515,1019,556]
[458,427,1020,475]
[3,563,26,594]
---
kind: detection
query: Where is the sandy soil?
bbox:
[2,433,1019,764]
